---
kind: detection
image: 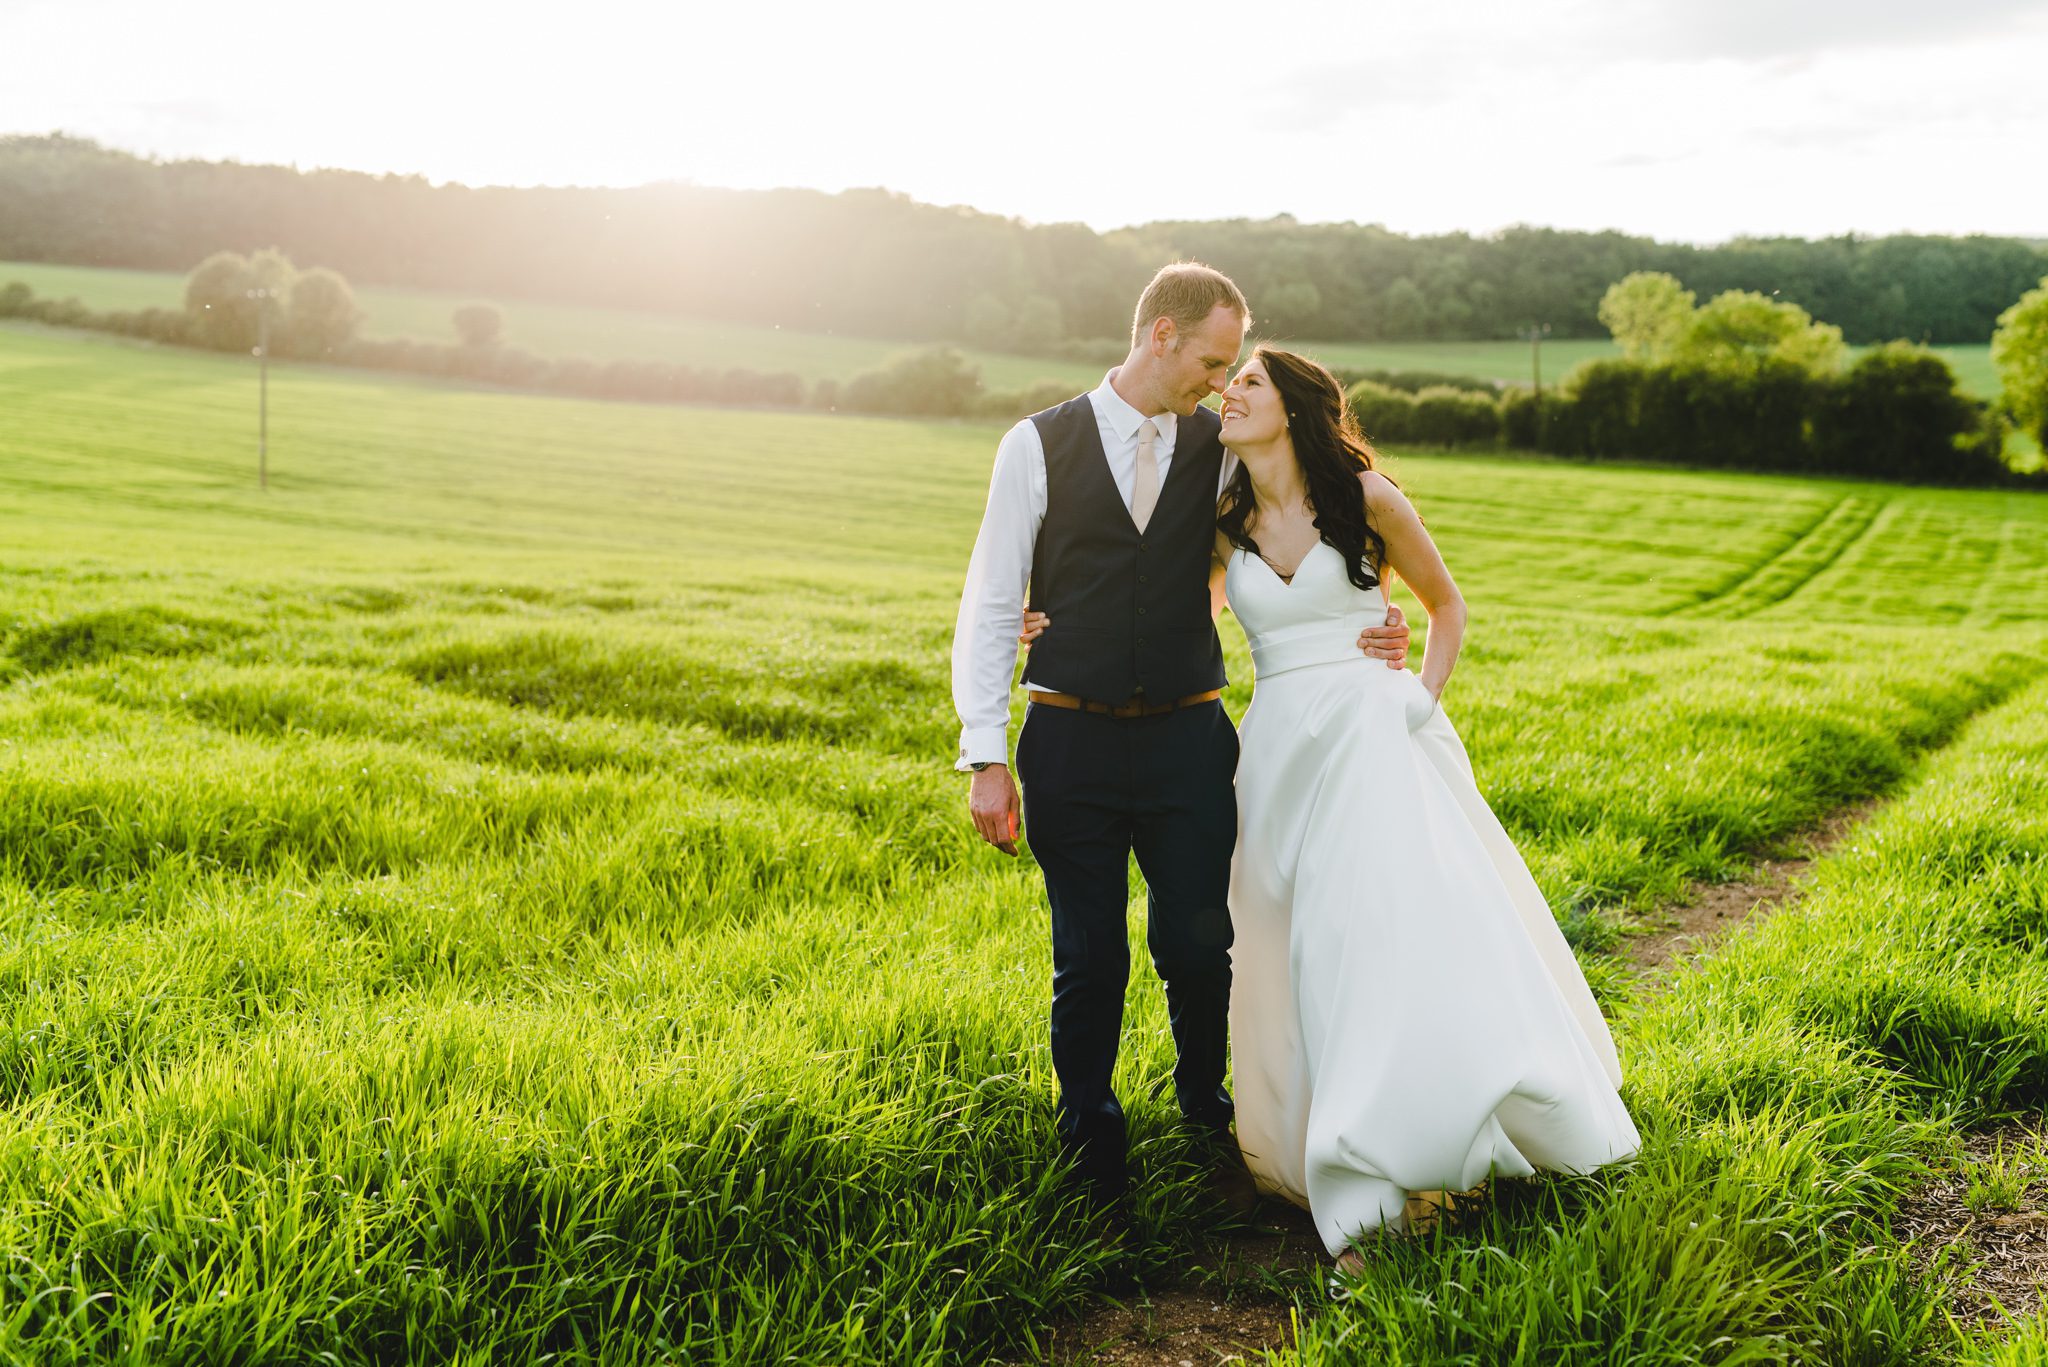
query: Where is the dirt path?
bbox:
[1029,809,1869,1366]
[1897,1122,2048,1330]
[1036,1203,1323,1366]
[1619,800,1873,980]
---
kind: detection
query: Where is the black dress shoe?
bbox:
[1194,1126,1261,1217]
[1209,1153,1261,1216]
[1087,1203,1139,1292]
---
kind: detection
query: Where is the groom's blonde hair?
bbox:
[1131,262,1249,348]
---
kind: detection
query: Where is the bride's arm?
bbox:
[1209,531,1232,620]
[1362,472,1466,700]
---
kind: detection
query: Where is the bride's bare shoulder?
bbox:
[1356,469,1411,512]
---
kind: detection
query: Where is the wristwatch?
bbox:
[970,761,997,771]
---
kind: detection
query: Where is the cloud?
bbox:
[128,97,237,128]
[1598,148,1700,169]
[1650,0,2047,60]
[1245,59,1448,133]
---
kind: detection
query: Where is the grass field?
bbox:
[2,258,2005,397]
[3,323,2048,1362]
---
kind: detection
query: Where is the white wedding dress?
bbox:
[1225,541,1640,1255]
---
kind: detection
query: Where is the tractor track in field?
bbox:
[1665,494,1889,620]
[1026,807,1874,1366]
[1616,798,1876,983]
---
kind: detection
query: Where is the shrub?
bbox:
[30,295,93,328]
[1345,380,1419,444]
[842,348,983,418]
[550,357,602,395]
[138,307,192,345]
[513,349,560,390]
[1515,350,2018,485]
[95,307,193,346]
[1410,385,1501,449]
[183,248,295,352]
[1499,387,1540,449]
[282,267,362,359]
[1679,359,1816,471]
[722,368,806,407]
[1560,359,1647,459]
[1500,387,1584,453]
[1811,344,2007,484]
[453,303,504,349]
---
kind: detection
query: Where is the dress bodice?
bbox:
[1225,541,1389,680]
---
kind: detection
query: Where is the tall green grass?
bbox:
[0,325,2045,1361]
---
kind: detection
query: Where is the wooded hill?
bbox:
[3,133,2042,349]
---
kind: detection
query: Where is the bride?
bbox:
[1024,346,1640,1271]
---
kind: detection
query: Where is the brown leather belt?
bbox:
[1027,688,1222,719]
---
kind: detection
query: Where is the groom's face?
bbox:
[1160,305,1248,416]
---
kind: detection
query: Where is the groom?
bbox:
[951,262,1410,1213]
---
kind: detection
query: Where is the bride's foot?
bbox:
[1327,1241,1375,1300]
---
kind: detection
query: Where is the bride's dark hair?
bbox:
[1216,345,1390,592]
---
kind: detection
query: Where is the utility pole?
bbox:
[1522,322,1552,395]
[247,286,277,490]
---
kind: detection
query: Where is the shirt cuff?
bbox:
[955,726,1010,771]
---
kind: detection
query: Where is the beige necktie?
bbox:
[1131,419,1160,531]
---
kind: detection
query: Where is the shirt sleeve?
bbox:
[950,420,1046,770]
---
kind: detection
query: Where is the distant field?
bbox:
[5,258,2002,396]
[3,325,2047,1362]
[1277,336,1616,385]
[0,258,1102,390]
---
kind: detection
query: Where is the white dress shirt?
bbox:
[950,369,1239,770]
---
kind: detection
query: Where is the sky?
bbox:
[4,0,2047,243]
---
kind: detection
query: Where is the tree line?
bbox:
[4,134,2043,350]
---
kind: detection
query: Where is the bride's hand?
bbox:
[1018,610,1051,648]
[1403,672,1441,732]
[1357,602,1409,669]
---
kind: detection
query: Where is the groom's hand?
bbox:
[969,764,1022,857]
[1358,602,1411,669]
